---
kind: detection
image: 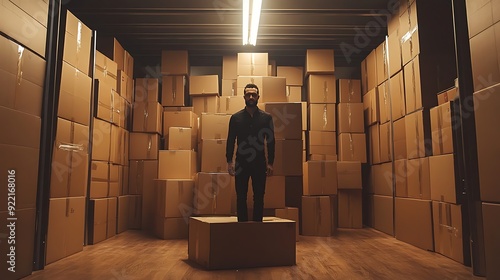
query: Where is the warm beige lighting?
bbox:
[242,0,262,46]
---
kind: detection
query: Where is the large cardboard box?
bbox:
[188,216,295,269]
[376,42,388,86]
[371,163,393,196]
[116,195,129,233]
[309,103,336,131]
[338,79,361,103]
[369,124,381,165]
[154,217,189,240]
[308,131,336,157]
[50,118,89,198]
[305,49,335,75]
[221,79,237,96]
[129,133,159,160]
[474,84,500,203]
[91,118,111,161]
[129,160,158,196]
[430,101,454,155]
[303,161,337,195]
[87,199,108,245]
[222,55,237,80]
[96,37,125,72]
[109,126,129,165]
[168,127,195,150]
[370,195,394,236]
[379,122,392,163]
[482,202,500,280]
[220,96,245,114]
[337,161,362,190]
[286,86,302,102]
[0,0,48,58]
[161,50,189,76]
[366,49,378,92]
[190,75,219,95]
[277,66,303,86]
[338,133,367,163]
[393,117,407,160]
[132,102,162,135]
[154,179,194,218]
[275,207,299,241]
[158,150,197,179]
[200,139,227,173]
[394,159,408,197]
[390,70,406,121]
[264,102,302,140]
[95,51,118,91]
[128,195,142,229]
[395,198,434,251]
[0,208,36,280]
[59,61,91,126]
[301,196,336,236]
[378,81,390,124]
[200,113,230,140]
[237,53,268,76]
[338,190,363,229]
[135,78,159,103]
[46,197,85,264]
[432,201,465,264]
[307,74,336,104]
[405,109,432,159]
[337,103,364,133]
[163,111,198,140]
[191,95,220,116]
[273,139,303,176]
[0,35,45,117]
[388,29,402,77]
[429,154,459,204]
[117,70,131,102]
[195,173,232,215]
[63,11,92,76]
[363,87,379,126]
[161,75,186,106]
[406,157,430,200]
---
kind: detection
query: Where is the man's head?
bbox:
[243,83,259,107]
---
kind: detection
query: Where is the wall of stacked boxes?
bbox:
[1,0,500,279]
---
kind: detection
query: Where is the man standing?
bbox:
[226,83,275,222]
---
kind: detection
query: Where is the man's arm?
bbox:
[266,115,275,175]
[226,116,237,175]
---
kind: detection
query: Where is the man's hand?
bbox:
[227,162,235,176]
[266,164,273,176]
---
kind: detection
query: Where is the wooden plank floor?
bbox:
[25,228,484,280]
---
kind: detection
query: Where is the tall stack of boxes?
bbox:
[467,1,500,278]
[46,11,91,265]
[301,49,337,236]
[0,1,48,278]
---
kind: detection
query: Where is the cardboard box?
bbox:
[195,173,232,215]
[50,118,89,198]
[222,79,237,96]
[154,179,194,218]
[63,11,92,76]
[369,124,381,165]
[430,154,459,204]
[192,95,220,116]
[200,113,230,140]
[399,2,420,66]
[337,161,362,190]
[158,150,197,179]
[93,78,112,123]
[110,126,129,165]
[305,49,335,75]
[273,139,303,176]
[390,70,406,121]
[189,75,219,95]
[96,37,124,72]
[168,127,195,150]
[482,202,500,280]
[338,79,361,103]
[379,122,392,163]
[430,101,454,155]
[117,195,129,233]
[337,103,364,133]
[91,118,111,161]
[154,217,189,240]
[394,117,407,160]
[370,195,394,236]
[277,66,304,86]
[124,50,134,78]
[59,61,91,126]
[303,161,337,195]
[264,102,302,140]
[129,133,159,160]
[404,55,440,114]
[394,159,408,197]
[338,133,367,163]
[406,157,431,199]
[87,199,107,245]
[0,0,48,58]
[46,197,85,264]
[405,109,432,159]
[378,81,390,124]
[129,160,158,196]
[286,86,302,102]
[95,51,118,91]
[161,50,189,75]
[135,78,159,103]
[301,196,336,236]
[395,198,434,251]
[132,102,162,134]
[275,207,299,241]
[307,74,336,104]
[163,111,198,139]
[308,103,336,131]
[237,53,269,76]
[433,201,464,264]
[0,34,45,117]
[371,163,393,196]
[222,55,237,80]
[474,84,500,203]
[0,208,36,280]
[366,49,377,92]
[261,77,287,103]
[161,75,185,106]
[188,217,295,269]
[338,189,363,229]
[107,197,117,238]
[361,59,368,95]
[388,29,402,77]
[363,87,379,126]
[200,139,227,173]
[376,42,388,85]
[220,96,245,114]
[437,87,458,105]
[128,195,142,229]
[308,131,336,157]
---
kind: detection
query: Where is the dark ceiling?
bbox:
[65,0,393,71]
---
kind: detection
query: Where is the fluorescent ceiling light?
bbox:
[242,0,262,46]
